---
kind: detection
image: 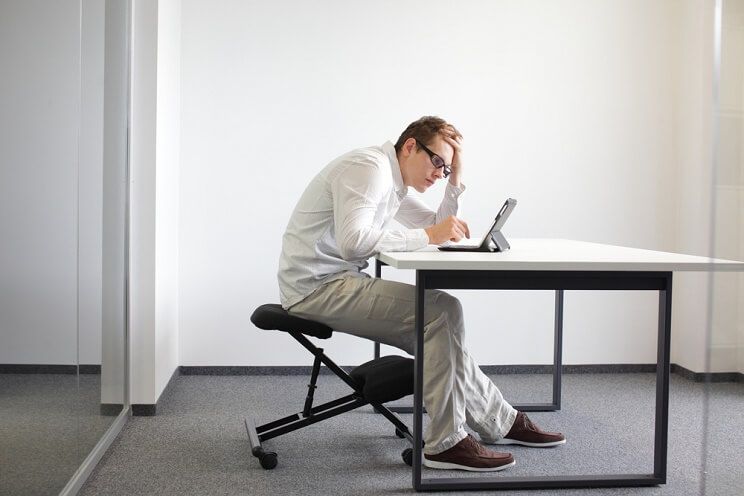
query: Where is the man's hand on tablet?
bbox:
[425,216,471,245]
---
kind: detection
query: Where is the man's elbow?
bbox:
[338,243,362,261]
[338,236,372,261]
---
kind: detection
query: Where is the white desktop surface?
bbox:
[377,238,744,272]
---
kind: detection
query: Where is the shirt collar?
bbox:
[382,141,407,197]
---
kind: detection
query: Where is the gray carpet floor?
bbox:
[76,373,743,496]
[0,374,123,496]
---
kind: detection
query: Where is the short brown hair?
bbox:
[394,116,462,153]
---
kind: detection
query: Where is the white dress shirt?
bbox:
[278,141,465,308]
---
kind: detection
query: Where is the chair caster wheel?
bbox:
[258,451,278,470]
[395,428,405,439]
[401,448,413,467]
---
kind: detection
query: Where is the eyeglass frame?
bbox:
[415,139,452,178]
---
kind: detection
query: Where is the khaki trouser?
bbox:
[288,274,517,455]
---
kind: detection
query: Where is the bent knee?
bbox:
[434,291,462,317]
[426,291,464,331]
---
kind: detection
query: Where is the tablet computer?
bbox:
[438,198,516,252]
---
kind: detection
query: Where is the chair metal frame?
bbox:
[246,328,415,469]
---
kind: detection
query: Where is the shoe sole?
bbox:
[423,459,516,472]
[491,439,566,448]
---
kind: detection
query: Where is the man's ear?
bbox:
[403,137,417,157]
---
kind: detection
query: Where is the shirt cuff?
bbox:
[406,229,430,250]
[446,181,466,199]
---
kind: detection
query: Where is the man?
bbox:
[278,116,565,472]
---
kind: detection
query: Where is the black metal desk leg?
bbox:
[553,289,564,409]
[373,260,383,360]
[413,270,426,491]
[654,274,672,482]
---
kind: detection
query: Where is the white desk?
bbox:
[375,239,744,492]
[379,238,744,272]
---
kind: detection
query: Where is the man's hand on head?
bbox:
[425,215,470,245]
[441,131,463,187]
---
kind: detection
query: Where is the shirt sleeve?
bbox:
[331,163,429,260]
[394,181,466,229]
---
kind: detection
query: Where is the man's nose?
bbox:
[433,167,444,179]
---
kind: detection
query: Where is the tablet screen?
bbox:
[474,198,516,245]
[492,198,517,232]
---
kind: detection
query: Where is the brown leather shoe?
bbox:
[491,411,566,447]
[423,434,515,472]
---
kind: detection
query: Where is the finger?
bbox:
[442,132,455,140]
[443,126,462,141]
[454,218,470,238]
[461,219,470,238]
[443,135,460,149]
[446,132,461,142]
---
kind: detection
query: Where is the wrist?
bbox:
[448,172,461,188]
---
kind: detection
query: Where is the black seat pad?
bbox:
[250,304,333,339]
[350,356,414,404]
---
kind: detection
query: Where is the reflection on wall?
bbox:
[711,0,744,374]
[0,1,83,493]
[0,0,130,494]
[101,0,129,410]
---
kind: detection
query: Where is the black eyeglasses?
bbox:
[416,140,452,178]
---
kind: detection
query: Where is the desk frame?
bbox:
[377,260,672,491]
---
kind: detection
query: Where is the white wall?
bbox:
[178,0,694,368]
[0,0,131,411]
[155,0,182,397]
[0,0,111,368]
[101,0,132,405]
[130,0,159,402]
[129,0,181,404]
[0,0,80,365]
[79,0,106,366]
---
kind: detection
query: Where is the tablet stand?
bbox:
[490,230,510,252]
[472,230,510,252]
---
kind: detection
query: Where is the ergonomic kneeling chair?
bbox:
[245,304,416,470]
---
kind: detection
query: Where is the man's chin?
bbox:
[422,180,437,191]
